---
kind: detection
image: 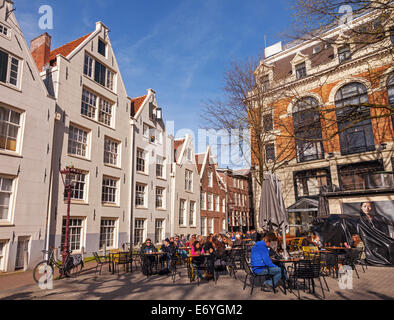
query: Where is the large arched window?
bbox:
[293,97,324,162]
[387,74,394,129]
[335,82,375,155]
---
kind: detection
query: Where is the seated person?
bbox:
[311,233,323,248]
[180,235,187,247]
[186,234,196,248]
[351,234,366,260]
[191,241,205,279]
[232,233,243,247]
[160,238,176,270]
[203,237,215,279]
[140,239,157,275]
[265,235,283,260]
[175,235,188,259]
[251,233,289,291]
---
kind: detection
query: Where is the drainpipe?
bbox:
[129,119,136,248]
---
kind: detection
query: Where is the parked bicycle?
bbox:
[33,248,84,284]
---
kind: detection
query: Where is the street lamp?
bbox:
[59,165,83,266]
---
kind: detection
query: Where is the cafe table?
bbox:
[143,251,165,275]
[187,253,214,282]
[272,257,304,295]
[108,250,129,274]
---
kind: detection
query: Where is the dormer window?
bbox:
[0,23,9,38]
[338,45,351,63]
[261,75,270,91]
[313,45,321,54]
[296,62,307,79]
[98,39,106,57]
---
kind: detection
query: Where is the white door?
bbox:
[15,237,30,270]
[0,240,7,271]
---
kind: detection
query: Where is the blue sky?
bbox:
[15,0,293,168]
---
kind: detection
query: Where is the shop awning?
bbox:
[287,198,319,212]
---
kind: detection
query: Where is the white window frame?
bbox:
[134,219,146,245]
[81,88,114,127]
[99,218,117,249]
[222,198,226,213]
[67,124,90,159]
[201,192,206,210]
[81,88,97,120]
[155,219,165,244]
[83,53,94,78]
[136,148,147,173]
[64,171,88,203]
[0,176,15,222]
[189,201,196,226]
[155,187,165,209]
[201,217,207,236]
[104,136,120,167]
[208,218,214,234]
[0,49,20,88]
[208,171,213,188]
[185,170,193,192]
[99,98,113,127]
[135,183,147,208]
[0,105,22,154]
[102,176,119,205]
[208,193,213,211]
[214,195,220,212]
[0,23,10,38]
[156,156,165,179]
[179,199,186,226]
[61,217,85,252]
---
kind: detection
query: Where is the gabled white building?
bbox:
[170,135,200,237]
[0,0,55,272]
[129,90,172,246]
[32,22,132,256]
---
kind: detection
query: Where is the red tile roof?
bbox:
[130,95,148,117]
[49,32,93,66]
[174,139,185,153]
[174,139,186,162]
[195,153,205,174]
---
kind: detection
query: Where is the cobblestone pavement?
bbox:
[0,262,393,300]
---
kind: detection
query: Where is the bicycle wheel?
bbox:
[33,261,54,284]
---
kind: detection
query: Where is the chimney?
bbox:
[30,32,52,72]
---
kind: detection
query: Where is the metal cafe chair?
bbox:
[240,256,277,295]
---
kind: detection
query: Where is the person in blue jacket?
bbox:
[251,233,288,290]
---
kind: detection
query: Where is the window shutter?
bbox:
[0,50,9,83]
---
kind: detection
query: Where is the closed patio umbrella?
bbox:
[317,185,330,218]
[259,172,289,258]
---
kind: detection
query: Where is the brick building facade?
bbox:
[196,147,227,235]
[217,168,253,233]
[252,10,394,235]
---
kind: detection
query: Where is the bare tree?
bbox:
[201,56,296,187]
